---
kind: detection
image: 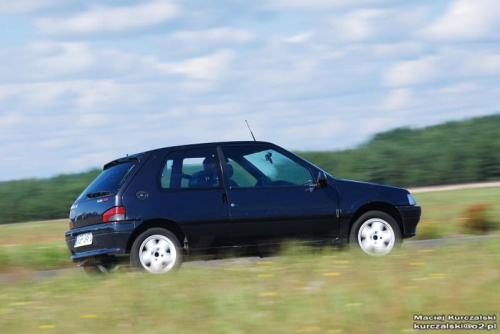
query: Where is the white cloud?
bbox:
[35,1,180,35]
[380,88,416,111]
[0,113,25,128]
[170,28,255,43]
[156,50,234,81]
[72,80,148,111]
[195,103,243,116]
[383,55,439,87]
[66,151,117,173]
[0,0,60,14]
[264,0,388,10]
[334,9,386,41]
[285,32,314,43]
[439,82,479,95]
[372,42,425,58]
[35,42,95,77]
[78,113,113,126]
[421,0,500,40]
[383,48,500,87]
[0,41,237,87]
[1,0,500,181]
[0,42,124,85]
[156,28,255,56]
[278,119,346,144]
[0,42,97,81]
[460,53,500,76]
[0,80,149,114]
[37,138,67,149]
[359,117,399,138]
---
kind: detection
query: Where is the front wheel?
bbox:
[349,211,401,256]
[130,228,183,274]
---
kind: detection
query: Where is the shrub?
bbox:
[461,204,494,234]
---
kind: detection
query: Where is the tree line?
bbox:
[0,114,498,224]
[298,114,500,188]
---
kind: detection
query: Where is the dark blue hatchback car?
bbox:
[65,141,421,274]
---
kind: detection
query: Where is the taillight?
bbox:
[103,206,126,223]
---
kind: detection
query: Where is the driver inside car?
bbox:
[188,156,219,187]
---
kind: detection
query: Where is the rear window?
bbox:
[77,161,137,200]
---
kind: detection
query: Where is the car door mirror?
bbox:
[316,171,328,188]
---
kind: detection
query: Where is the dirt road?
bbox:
[409,180,500,193]
[1,234,498,282]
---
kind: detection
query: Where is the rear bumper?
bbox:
[396,205,422,238]
[65,220,139,262]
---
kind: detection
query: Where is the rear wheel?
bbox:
[130,228,183,273]
[82,260,120,276]
[349,211,401,256]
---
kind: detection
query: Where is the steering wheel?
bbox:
[255,176,272,187]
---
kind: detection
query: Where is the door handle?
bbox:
[222,193,228,205]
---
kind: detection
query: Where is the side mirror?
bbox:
[316,171,328,188]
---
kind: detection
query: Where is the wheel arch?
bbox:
[348,202,403,243]
[126,219,186,253]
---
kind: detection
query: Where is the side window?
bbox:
[161,148,221,189]
[226,158,257,187]
[222,146,313,187]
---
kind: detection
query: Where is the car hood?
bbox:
[337,178,409,192]
[334,178,411,208]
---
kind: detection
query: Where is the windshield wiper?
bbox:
[86,191,112,198]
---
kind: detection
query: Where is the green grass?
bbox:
[0,243,70,272]
[0,219,67,245]
[0,240,499,334]
[0,220,70,272]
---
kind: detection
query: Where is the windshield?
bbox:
[77,161,137,201]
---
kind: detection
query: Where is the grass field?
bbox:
[0,187,499,272]
[0,239,498,334]
[0,219,69,272]
[0,187,499,333]
[414,187,500,239]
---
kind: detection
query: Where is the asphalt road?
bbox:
[1,234,498,283]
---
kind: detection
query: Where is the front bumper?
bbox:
[396,205,422,238]
[65,220,139,262]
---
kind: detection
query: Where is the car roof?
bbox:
[103,140,326,174]
[110,141,279,164]
[146,140,277,154]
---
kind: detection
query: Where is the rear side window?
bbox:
[161,148,221,189]
[78,161,137,200]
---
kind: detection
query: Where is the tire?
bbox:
[349,211,401,256]
[130,228,183,273]
[82,261,120,276]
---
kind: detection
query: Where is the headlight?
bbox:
[407,193,417,206]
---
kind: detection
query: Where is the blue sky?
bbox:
[0,0,499,181]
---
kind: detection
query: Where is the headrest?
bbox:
[226,163,234,178]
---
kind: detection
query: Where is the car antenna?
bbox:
[245,120,256,141]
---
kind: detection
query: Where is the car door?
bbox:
[156,147,232,249]
[219,144,339,246]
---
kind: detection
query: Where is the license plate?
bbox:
[74,233,93,248]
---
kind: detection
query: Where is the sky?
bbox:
[0,0,499,181]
